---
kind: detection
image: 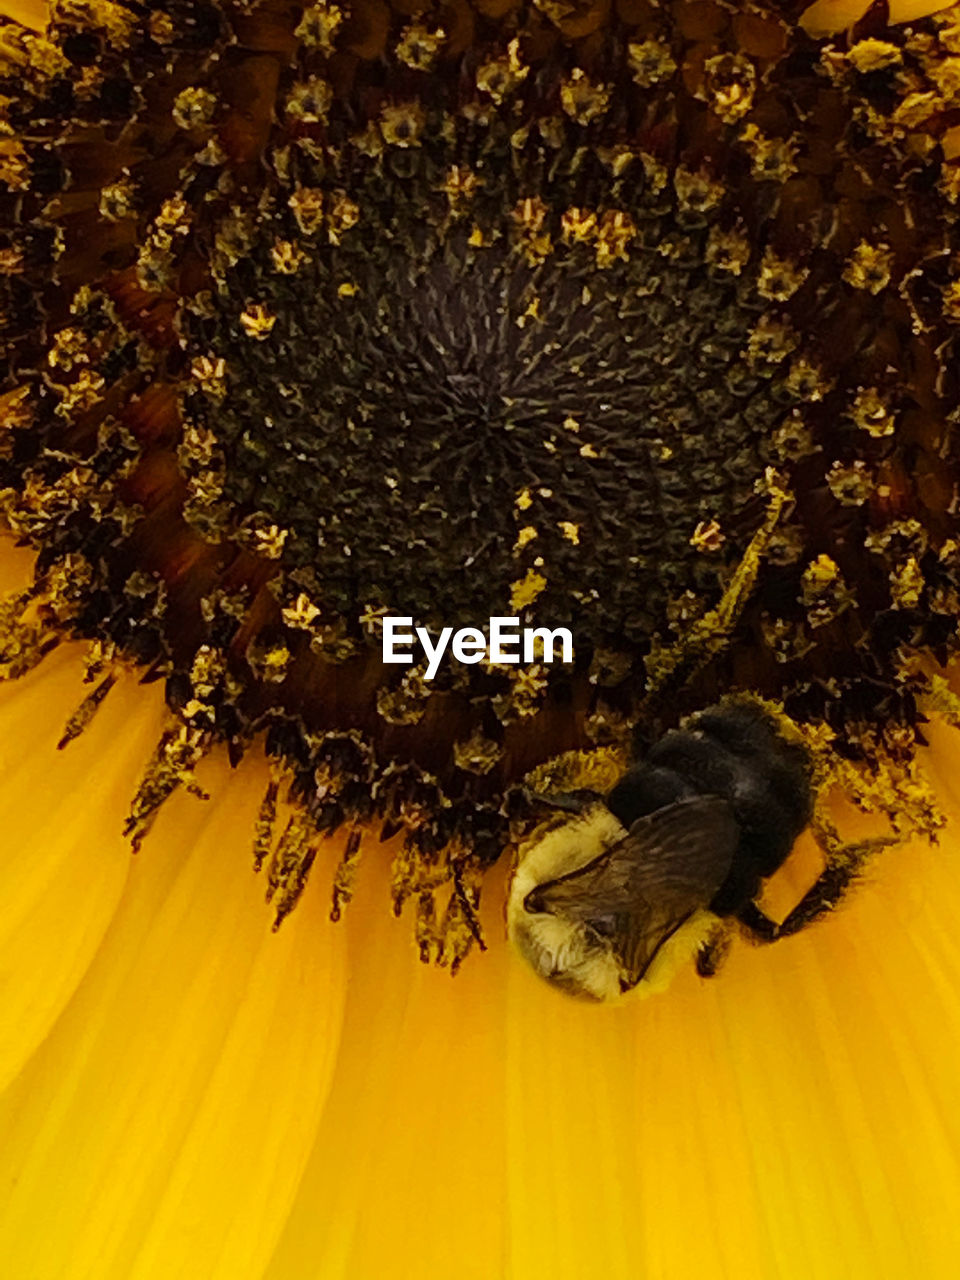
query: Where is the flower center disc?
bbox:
[195,196,772,643]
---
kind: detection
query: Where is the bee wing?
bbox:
[529,797,739,988]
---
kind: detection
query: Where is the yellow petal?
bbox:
[801,0,957,34]
[0,647,164,1091]
[264,863,511,1278]
[0,728,347,1280]
[800,0,875,35]
[0,1,46,29]
[887,0,959,22]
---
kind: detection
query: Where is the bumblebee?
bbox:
[507,700,855,1002]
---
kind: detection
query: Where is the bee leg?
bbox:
[739,835,900,942]
[696,921,734,978]
[735,901,780,942]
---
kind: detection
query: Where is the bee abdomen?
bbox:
[606,701,813,917]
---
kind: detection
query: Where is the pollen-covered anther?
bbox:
[928,50,960,102]
[511,196,552,263]
[827,459,874,506]
[377,666,430,726]
[48,327,89,373]
[282,594,322,631]
[0,137,29,191]
[700,53,756,125]
[757,250,810,302]
[453,731,503,776]
[440,166,480,210]
[594,210,637,268]
[0,244,24,277]
[288,187,325,236]
[123,570,167,621]
[246,639,292,685]
[745,315,799,366]
[941,278,960,322]
[172,87,218,131]
[54,369,105,417]
[239,304,277,341]
[269,239,305,275]
[850,387,896,437]
[326,192,360,244]
[507,664,549,717]
[674,168,725,215]
[295,2,344,53]
[889,90,942,135]
[801,555,854,628]
[628,38,677,88]
[785,357,832,402]
[380,102,426,148]
[638,151,669,194]
[941,161,960,204]
[518,289,542,322]
[510,568,547,610]
[597,145,636,178]
[476,39,529,103]
[739,125,798,183]
[189,645,228,702]
[561,207,598,243]
[706,226,752,275]
[666,591,705,629]
[211,210,256,278]
[890,556,925,609]
[190,356,227,398]
[148,10,173,44]
[97,175,138,222]
[865,518,928,558]
[690,519,725,553]
[125,725,211,853]
[285,77,333,124]
[560,69,611,125]
[236,517,288,560]
[357,604,390,637]
[847,39,903,73]
[81,638,117,685]
[773,412,819,463]
[843,241,894,294]
[0,388,31,452]
[395,22,445,71]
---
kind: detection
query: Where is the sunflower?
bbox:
[2,0,960,1274]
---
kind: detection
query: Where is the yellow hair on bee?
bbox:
[508,806,721,1004]
[625,908,720,1001]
